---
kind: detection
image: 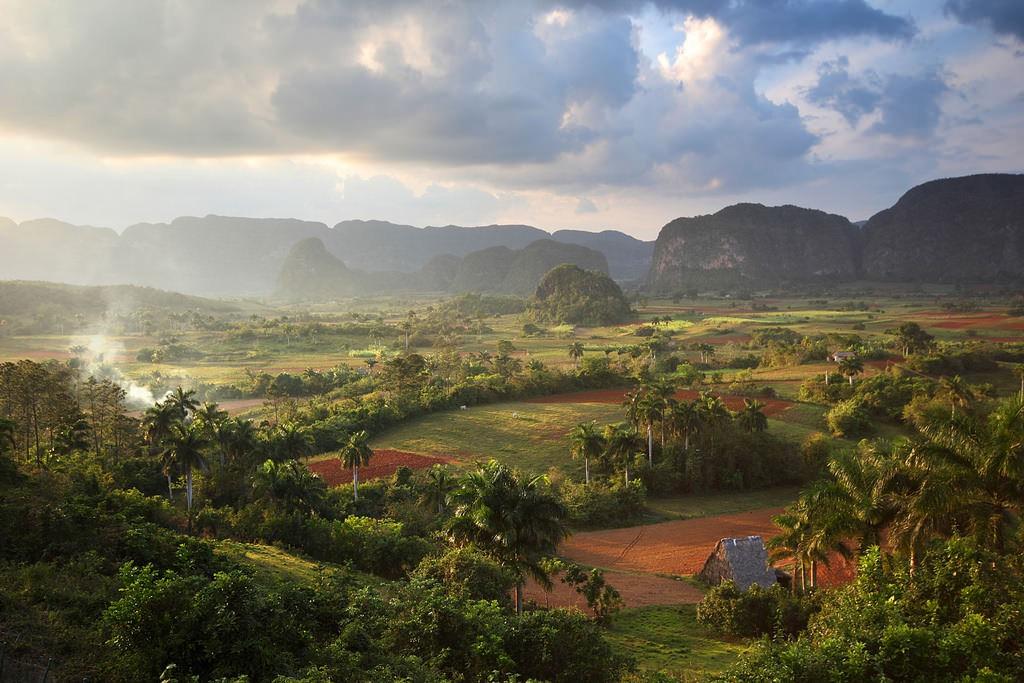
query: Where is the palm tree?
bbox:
[806,441,901,553]
[165,387,199,421]
[696,343,715,364]
[1015,364,1024,402]
[568,341,585,369]
[568,421,604,485]
[838,356,864,386]
[735,398,768,433]
[669,400,702,451]
[602,422,641,484]
[340,430,373,501]
[939,375,975,418]
[194,402,227,430]
[274,422,315,462]
[253,459,325,515]
[894,399,1024,560]
[162,422,209,532]
[768,504,812,593]
[623,388,660,464]
[446,460,569,614]
[419,464,456,514]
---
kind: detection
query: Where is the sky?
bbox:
[0,0,1021,239]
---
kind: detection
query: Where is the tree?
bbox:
[668,399,702,450]
[446,460,569,614]
[252,458,325,515]
[837,356,864,386]
[894,321,934,356]
[696,343,715,364]
[161,422,209,532]
[144,402,180,497]
[0,416,15,457]
[939,374,975,418]
[420,464,456,514]
[1016,364,1024,402]
[340,430,373,501]
[894,398,1024,559]
[735,398,768,433]
[568,421,605,485]
[165,386,199,421]
[569,341,585,369]
[602,423,641,484]
[622,388,662,464]
[273,422,314,462]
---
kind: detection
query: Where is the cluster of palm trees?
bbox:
[143,387,321,529]
[769,395,1024,592]
[568,383,768,485]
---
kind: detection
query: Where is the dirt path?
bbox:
[523,569,705,609]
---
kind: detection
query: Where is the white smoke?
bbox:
[79,334,158,408]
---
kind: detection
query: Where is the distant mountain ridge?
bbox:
[274,237,610,301]
[0,215,652,297]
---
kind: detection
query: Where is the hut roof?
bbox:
[700,536,777,590]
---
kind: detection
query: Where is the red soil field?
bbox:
[925,314,1024,331]
[527,388,793,417]
[525,507,856,608]
[308,449,450,486]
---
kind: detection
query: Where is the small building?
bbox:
[830,351,857,363]
[699,536,778,590]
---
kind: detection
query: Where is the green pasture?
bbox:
[607,604,749,678]
[363,400,627,475]
[646,485,800,521]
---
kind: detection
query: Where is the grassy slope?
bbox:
[607,604,748,679]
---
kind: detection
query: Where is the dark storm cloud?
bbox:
[945,0,1024,42]
[805,57,951,138]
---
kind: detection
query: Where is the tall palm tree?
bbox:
[194,402,227,430]
[253,459,325,515]
[419,464,456,514]
[602,422,641,484]
[568,421,604,485]
[939,375,975,418]
[274,422,315,462]
[735,398,768,433]
[838,356,864,386]
[165,387,199,421]
[446,460,569,614]
[669,400,702,451]
[162,422,209,532]
[806,441,901,553]
[894,399,1024,561]
[568,341,585,369]
[340,430,373,501]
[768,504,812,593]
[636,393,664,465]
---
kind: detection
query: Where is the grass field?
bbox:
[646,486,800,521]
[365,400,626,474]
[607,605,749,679]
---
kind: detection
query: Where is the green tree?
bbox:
[446,460,569,614]
[161,422,210,531]
[273,422,314,462]
[938,374,975,418]
[569,421,605,485]
[340,429,373,501]
[837,355,864,386]
[602,422,641,484]
[569,341,585,369]
[165,386,199,421]
[419,464,456,514]
[735,398,768,433]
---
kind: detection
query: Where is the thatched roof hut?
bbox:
[699,536,777,590]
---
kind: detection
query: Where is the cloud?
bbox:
[803,58,951,138]
[575,197,599,214]
[944,0,1024,42]
[556,0,915,46]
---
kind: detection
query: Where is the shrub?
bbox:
[826,399,874,438]
[559,480,646,527]
[697,581,818,638]
[411,546,515,605]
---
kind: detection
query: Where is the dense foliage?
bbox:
[528,264,633,325]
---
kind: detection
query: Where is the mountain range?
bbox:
[0,215,652,297]
[2,173,1022,299]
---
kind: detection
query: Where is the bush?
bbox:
[506,608,632,683]
[697,581,818,638]
[559,480,646,527]
[826,399,874,438]
[411,546,515,605]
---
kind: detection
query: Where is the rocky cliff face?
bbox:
[275,238,358,301]
[647,203,860,291]
[862,174,1024,282]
